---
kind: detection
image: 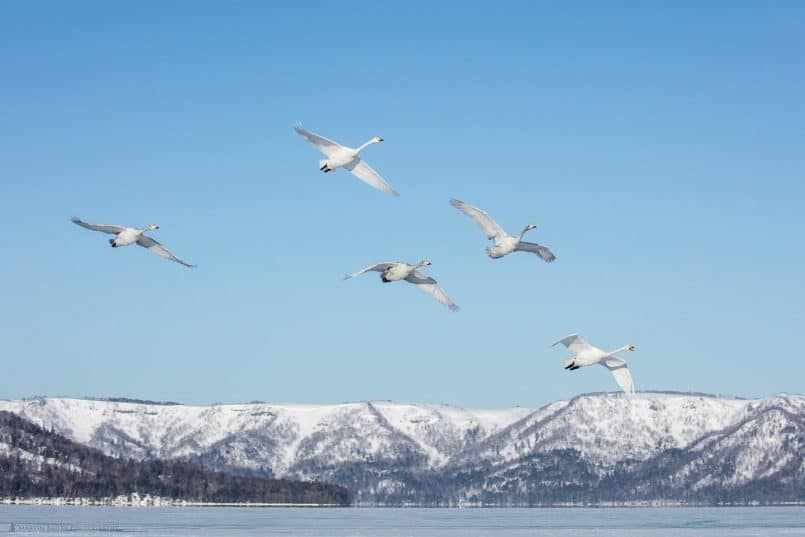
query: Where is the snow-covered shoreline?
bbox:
[1,495,345,508]
[3,498,804,508]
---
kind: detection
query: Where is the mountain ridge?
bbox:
[1,392,801,505]
[0,411,351,505]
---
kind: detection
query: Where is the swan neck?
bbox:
[355,139,377,154]
[609,345,630,355]
[519,227,532,240]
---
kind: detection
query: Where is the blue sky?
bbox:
[1,2,803,407]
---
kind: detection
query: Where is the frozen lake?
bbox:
[0,506,803,536]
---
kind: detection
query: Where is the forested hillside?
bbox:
[0,411,350,505]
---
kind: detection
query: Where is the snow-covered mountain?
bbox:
[1,393,802,505]
[0,411,351,505]
[0,398,529,476]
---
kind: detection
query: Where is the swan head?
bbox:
[372,136,384,143]
[148,224,160,231]
[419,260,432,267]
[626,344,636,351]
[526,223,537,231]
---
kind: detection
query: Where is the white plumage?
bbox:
[72,217,195,268]
[345,260,459,311]
[552,333,637,394]
[450,199,555,262]
[294,124,399,197]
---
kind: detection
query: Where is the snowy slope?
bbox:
[676,400,804,489]
[450,392,751,469]
[1,393,801,504]
[0,398,528,476]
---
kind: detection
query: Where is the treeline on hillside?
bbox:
[0,412,350,505]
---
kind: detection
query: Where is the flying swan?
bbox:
[294,124,399,197]
[449,199,555,262]
[345,261,459,311]
[552,333,636,394]
[72,217,195,268]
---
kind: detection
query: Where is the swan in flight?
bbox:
[345,260,459,311]
[294,124,399,197]
[72,217,195,268]
[552,334,636,394]
[449,199,555,262]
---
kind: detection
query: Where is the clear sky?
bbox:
[1,2,803,407]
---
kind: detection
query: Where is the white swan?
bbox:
[552,333,636,394]
[449,199,555,262]
[345,260,459,311]
[72,217,195,268]
[294,124,399,197]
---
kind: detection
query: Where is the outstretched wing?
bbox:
[294,124,343,157]
[449,199,506,240]
[136,236,195,268]
[515,241,556,263]
[602,357,635,395]
[71,217,124,235]
[344,158,399,197]
[552,333,594,354]
[405,271,459,311]
[344,262,395,280]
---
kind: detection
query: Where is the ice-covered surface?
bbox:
[1,505,804,535]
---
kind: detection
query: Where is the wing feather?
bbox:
[345,262,395,279]
[602,357,635,394]
[344,159,399,197]
[515,241,556,262]
[552,333,594,354]
[405,271,459,311]
[449,199,506,240]
[294,124,343,158]
[136,236,195,268]
[71,217,124,235]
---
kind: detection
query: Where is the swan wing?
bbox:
[344,262,395,279]
[449,199,506,240]
[136,236,195,268]
[552,333,594,354]
[294,124,343,157]
[515,241,556,263]
[71,217,124,235]
[343,158,399,197]
[602,357,634,394]
[405,271,459,311]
